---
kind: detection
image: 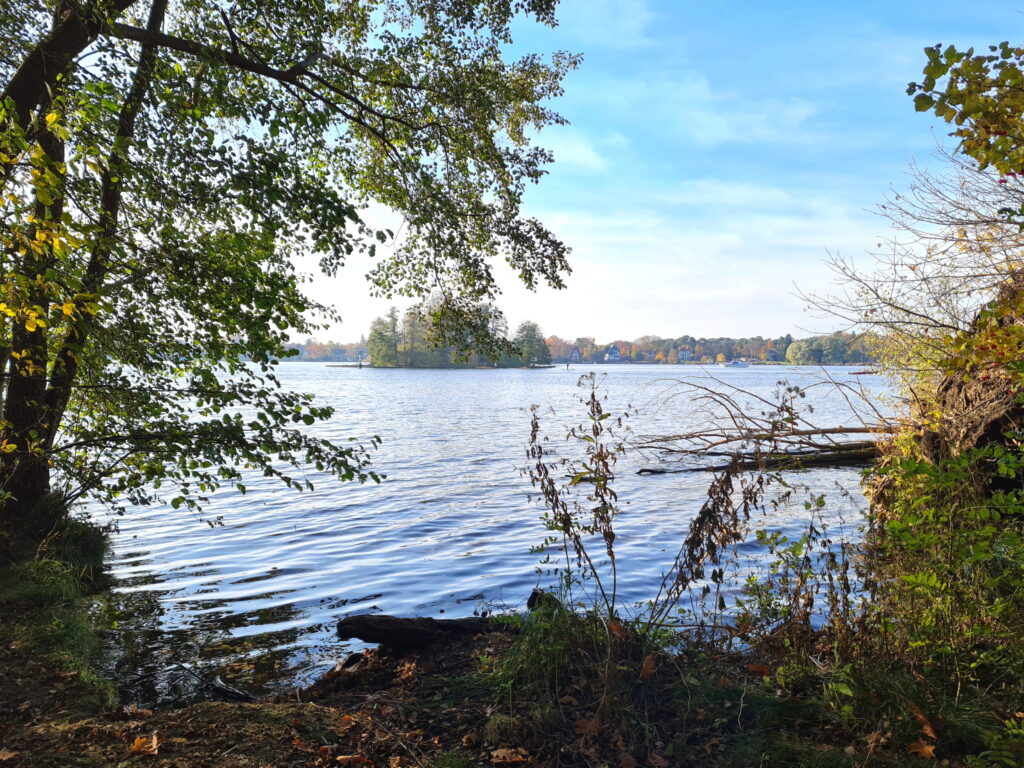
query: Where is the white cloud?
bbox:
[489,186,885,340]
[656,179,794,209]
[555,0,654,50]
[541,127,609,172]
[577,72,821,147]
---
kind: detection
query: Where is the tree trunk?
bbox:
[1,0,139,131]
[0,121,64,533]
[45,0,168,448]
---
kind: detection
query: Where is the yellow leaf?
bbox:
[61,301,75,317]
[45,112,58,127]
[24,317,36,332]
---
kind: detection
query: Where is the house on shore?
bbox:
[604,345,622,363]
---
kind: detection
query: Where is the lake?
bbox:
[99,364,889,701]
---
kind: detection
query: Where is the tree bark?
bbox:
[0,117,64,530]
[1,0,139,131]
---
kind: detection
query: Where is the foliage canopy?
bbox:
[0,0,575,536]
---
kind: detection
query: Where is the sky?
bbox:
[305,0,1018,343]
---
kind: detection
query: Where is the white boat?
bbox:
[717,360,749,368]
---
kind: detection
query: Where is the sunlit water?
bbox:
[96,364,890,702]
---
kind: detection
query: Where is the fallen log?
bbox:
[336,614,503,651]
[638,446,880,475]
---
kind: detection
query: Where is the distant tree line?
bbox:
[545,332,874,365]
[364,308,552,368]
[543,334,799,364]
[297,320,876,368]
[289,339,369,362]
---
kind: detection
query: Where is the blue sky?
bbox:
[313,0,1018,342]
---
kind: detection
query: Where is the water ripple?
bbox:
[97,364,889,699]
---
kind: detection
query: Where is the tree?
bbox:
[785,341,811,365]
[0,0,575,542]
[806,145,1024,385]
[367,308,401,368]
[545,335,572,363]
[512,321,551,365]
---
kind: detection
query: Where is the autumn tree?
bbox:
[544,335,572,362]
[0,0,575,545]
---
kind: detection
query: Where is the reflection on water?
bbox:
[94,365,889,703]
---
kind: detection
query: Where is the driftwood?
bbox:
[638,443,879,474]
[336,614,502,651]
[635,374,894,476]
[336,592,564,651]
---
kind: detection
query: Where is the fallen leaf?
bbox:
[462,733,478,747]
[335,755,373,765]
[0,750,20,762]
[907,739,936,759]
[557,695,579,706]
[646,755,669,768]
[640,654,656,681]
[865,731,886,748]
[491,747,529,763]
[397,660,419,683]
[291,738,314,753]
[339,714,359,731]
[746,663,771,677]
[609,620,628,640]
[116,703,153,720]
[843,745,856,756]
[389,758,408,768]
[911,705,938,740]
[128,734,160,756]
[574,718,600,737]
[619,753,638,768]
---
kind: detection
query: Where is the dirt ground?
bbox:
[0,631,550,768]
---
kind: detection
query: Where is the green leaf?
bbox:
[913,93,936,112]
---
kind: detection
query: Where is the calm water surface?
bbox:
[99,364,889,700]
